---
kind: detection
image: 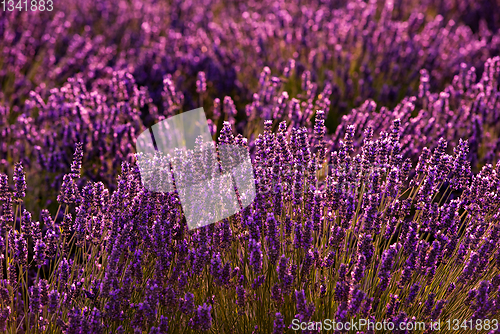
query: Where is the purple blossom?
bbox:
[13,162,26,202]
[196,72,207,94]
[273,312,285,334]
[423,292,436,317]
[351,254,366,284]
[405,283,420,307]
[347,285,366,316]
[252,275,266,290]
[189,303,212,331]
[58,174,79,204]
[0,8,500,331]
[70,142,84,179]
[180,292,195,315]
[248,238,263,274]
[0,174,9,201]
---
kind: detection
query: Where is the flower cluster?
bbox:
[0,115,498,332]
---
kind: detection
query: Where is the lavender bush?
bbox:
[2,0,500,211]
[0,0,500,333]
[0,117,499,333]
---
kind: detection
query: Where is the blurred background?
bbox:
[1,0,499,218]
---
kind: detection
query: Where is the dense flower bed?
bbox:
[1,118,500,333]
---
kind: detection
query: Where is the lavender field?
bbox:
[1,0,500,333]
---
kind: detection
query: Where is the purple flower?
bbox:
[70,142,83,179]
[472,280,493,319]
[293,219,303,249]
[431,299,446,321]
[219,262,231,286]
[210,252,222,278]
[357,233,374,265]
[131,302,146,330]
[59,257,70,288]
[344,125,355,154]
[21,209,31,237]
[391,311,408,334]
[272,248,290,275]
[13,230,27,267]
[271,283,283,305]
[34,239,46,267]
[29,284,41,314]
[252,275,265,290]
[386,294,400,318]
[13,162,26,202]
[451,139,471,189]
[38,279,49,307]
[266,213,280,264]
[236,285,246,315]
[348,285,366,316]
[88,308,104,334]
[351,254,366,284]
[58,174,79,204]
[66,307,82,334]
[158,315,169,333]
[0,285,9,305]
[458,252,479,284]
[301,219,313,250]
[384,167,400,198]
[196,72,207,94]
[295,289,307,314]
[45,228,58,259]
[0,307,10,332]
[314,110,327,168]
[423,292,436,317]
[48,289,60,313]
[405,283,420,306]
[300,249,314,280]
[335,264,349,303]
[378,245,397,291]
[247,214,261,242]
[180,292,195,315]
[322,250,335,268]
[249,238,263,273]
[7,250,17,285]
